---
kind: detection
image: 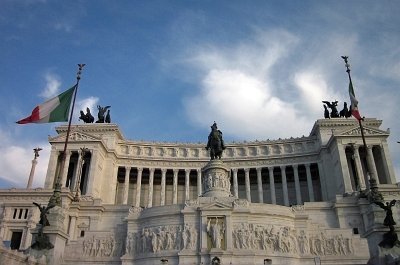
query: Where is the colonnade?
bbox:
[45,150,93,195]
[343,144,394,193]
[115,163,320,207]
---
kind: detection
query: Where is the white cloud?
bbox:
[0,129,49,188]
[40,73,61,98]
[294,72,342,114]
[183,30,312,140]
[185,68,309,140]
[73,96,99,123]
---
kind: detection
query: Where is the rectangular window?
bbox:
[10,231,23,250]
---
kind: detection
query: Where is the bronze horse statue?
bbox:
[206,122,226,160]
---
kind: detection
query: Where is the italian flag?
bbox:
[16,85,76,124]
[348,80,363,121]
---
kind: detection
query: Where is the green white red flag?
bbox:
[348,80,363,121]
[16,85,76,124]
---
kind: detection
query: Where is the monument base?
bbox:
[202,160,232,198]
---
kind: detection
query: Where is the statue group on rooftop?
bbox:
[79,105,111,123]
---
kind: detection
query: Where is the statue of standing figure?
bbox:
[96,105,111,123]
[374,200,399,248]
[33,202,55,228]
[207,217,225,249]
[206,122,225,160]
[31,202,55,250]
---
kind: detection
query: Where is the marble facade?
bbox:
[0,118,399,264]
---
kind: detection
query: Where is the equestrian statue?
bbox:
[206,122,226,160]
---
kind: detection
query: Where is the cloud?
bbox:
[73,96,99,123]
[40,73,61,98]
[54,22,73,32]
[0,129,49,188]
[294,72,342,114]
[182,29,315,140]
[185,68,309,140]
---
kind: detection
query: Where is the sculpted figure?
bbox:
[105,109,111,123]
[206,122,226,160]
[207,217,225,249]
[322,100,339,118]
[374,200,397,231]
[96,105,111,123]
[33,202,55,228]
[79,107,95,123]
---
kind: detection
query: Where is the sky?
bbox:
[0,0,399,189]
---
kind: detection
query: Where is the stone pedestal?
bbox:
[28,206,68,265]
[202,160,232,198]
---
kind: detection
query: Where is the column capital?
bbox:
[196,168,201,173]
[256,167,262,173]
[268,166,274,172]
[149,168,155,174]
[244,168,250,173]
[161,168,167,174]
[185,169,191,174]
[137,167,143,172]
[292,164,298,170]
[232,168,238,174]
[173,168,179,175]
[125,166,131,171]
[280,165,286,170]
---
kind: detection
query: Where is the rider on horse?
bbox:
[206,122,226,160]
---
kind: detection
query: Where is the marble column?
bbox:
[71,151,83,192]
[256,168,263,203]
[135,168,143,207]
[305,163,315,202]
[27,158,38,189]
[379,142,397,184]
[338,145,353,193]
[232,168,239,199]
[111,166,119,204]
[197,169,202,196]
[123,167,131,205]
[269,167,276,204]
[60,151,71,187]
[44,149,59,188]
[185,169,191,201]
[173,169,179,204]
[160,169,167,206]
[86,150,97,196]
[293,164,302,205]
[379,144,391,184]
[317,161,327,201]
[367,145,379,184]
[352,146,366,190]
[244,168,251,202]
[281,166,289,206]
[68,215,77,240]
[148,168,155,207]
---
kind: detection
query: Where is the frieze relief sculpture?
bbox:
[124,224,198,256]
[232,223,354,256]
[82,235,117,257]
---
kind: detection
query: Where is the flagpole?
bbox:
[341,56,378,193]
[48,64,85,207]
